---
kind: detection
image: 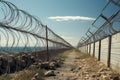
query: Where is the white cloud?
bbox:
[48,16,95,22]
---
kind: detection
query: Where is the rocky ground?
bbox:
[0,49,67,80]
[0,49,67,75]
[0,49,120,80]
[44,50,120,80]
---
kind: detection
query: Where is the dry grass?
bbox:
[58,49,73,59]
[0,67,45,80]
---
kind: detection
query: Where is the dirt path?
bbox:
[44,50,80,80]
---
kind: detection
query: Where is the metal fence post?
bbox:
[98,40,101,61]
[86,44,88,53]
[107,35,112,67]
[87,44,89,54]
[46,25,49,61]
[89,44,91,55]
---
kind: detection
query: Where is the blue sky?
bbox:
[7,0,115,46]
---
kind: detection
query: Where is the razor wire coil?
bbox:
[0,0,72,53]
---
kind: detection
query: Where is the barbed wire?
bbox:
[77,0,120,48]
[0,0,72,53]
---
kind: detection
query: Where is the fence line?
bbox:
[77,0,120,73]
[79,32,120,73]
[0,0,72,54]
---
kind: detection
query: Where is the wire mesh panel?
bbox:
[95,41,99,59]
[101,37,108,66]
[88,44,91,54]
[111,32,120,73]
[87,44,90,54]
[90,43,93,56]
[102,1,120,18]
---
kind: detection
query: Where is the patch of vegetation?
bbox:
[59,49,73,59]
[74,49,81,53]
[0,74,12,80]
[0,67,45,80]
